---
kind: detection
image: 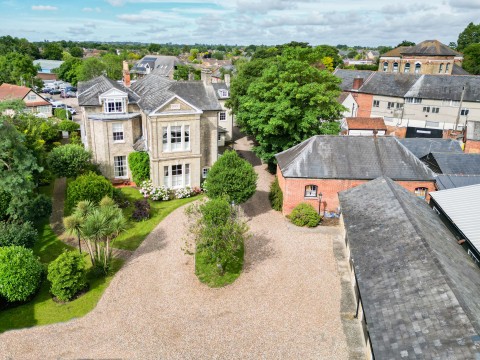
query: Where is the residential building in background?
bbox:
[130,55,182,79]
[0,83,52,116]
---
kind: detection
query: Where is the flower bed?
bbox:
[139,180,201,201]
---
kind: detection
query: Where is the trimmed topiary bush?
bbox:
[66,172,114,214]
[289,203,321,228]
[0,246,43,302]
[203,150,257,204]
[47,251,87,302]
[128,152,150,184]
[0,221,38,248]
[269,177,283,211]
[47,144,92,179]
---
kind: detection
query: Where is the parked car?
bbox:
[44,96,53,102]
[41,87,53,93]
[58,104,77,115]
[66,91,77,98]
[65,86,77,92]
[49,89,61,95]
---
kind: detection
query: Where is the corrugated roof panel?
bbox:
[430,184,480,252]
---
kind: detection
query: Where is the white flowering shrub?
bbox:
[175,187,192,199]
[139,180,154,198]
[150,186,170,201]
[139,180,199,201]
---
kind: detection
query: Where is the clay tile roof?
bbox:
[27,100,51,107]
[0,83,31,101]
[345,117,387,130]
[381,46,411,57]
[401,40,461,57]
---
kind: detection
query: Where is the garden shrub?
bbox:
[128,152,150,184]
[58,120,80,133]
[289,203,321,228]
[112,188,130,208]
[269,177,283,211]
[47,144,92,179]
[47,251,87,302]
[0,221,38,248]
[0,246,43,302]
[66,172,114,213]
[8,194,52,223]
[0,190,11,221]
[131,199,150,221]
[203,150,257,204]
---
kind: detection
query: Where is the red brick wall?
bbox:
[465,140,480,154]
[280,176,435,215]
[351,93,373,118]
[386,125,407,138]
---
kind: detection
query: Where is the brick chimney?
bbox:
[352,76,363,91]
[122,60,131,87]
[224,73,231,87]
[201,69,212,85]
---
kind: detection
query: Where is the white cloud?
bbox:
[82,7,102,12]
[31,5,57,11]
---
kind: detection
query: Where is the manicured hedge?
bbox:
[128,152,150,184]
[47,251,87,302]
[289,203,320,228]
[66,172,114,213]
[269,177,283,211]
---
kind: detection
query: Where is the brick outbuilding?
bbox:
[275,136,436,215]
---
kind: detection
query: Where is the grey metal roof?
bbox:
[275,136,435,181]
[436,174,480,190]
[131,55,181,76]
[421,152,480,175]
[339,177,480,359]
[360,72,422,97]
[130,72,221,113]
[77,75,140,106]
[333,69,375,91]
[405,75,480,102]
[430,184,480,258]
[398,138,463,159]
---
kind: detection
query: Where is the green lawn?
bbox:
[0,183,123,333]
[195,242,244,288]
[113,187,202,251]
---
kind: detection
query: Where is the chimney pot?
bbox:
[352,77,363,90]
[122,60,131,87]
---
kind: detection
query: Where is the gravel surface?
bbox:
[0,129,363,359]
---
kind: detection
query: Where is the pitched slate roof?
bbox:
[359,72,422,97]
[131,55,181,76]
[404,74,480,102]
[212,83,230,99]
[333,69,374,91]
[275,136,435,181]
[345,117,386,130]
[398,138,463,159]
[436,174,480,190]
[453,64,470,75]
[421,152,480,175]
[130,72,221,113]
[430,184,480,257]
[339,177,480,359]
[77,75,140,106]
[401,40,461,57]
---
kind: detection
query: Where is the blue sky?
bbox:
[1,0,480,46]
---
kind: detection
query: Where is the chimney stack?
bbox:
[352,76,363,90]
[201,69,212,85]
[224,73,231,87]
[122,61,131,87]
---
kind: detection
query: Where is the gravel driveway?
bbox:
[0,130,363,359]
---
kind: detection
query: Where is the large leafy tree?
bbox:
[54,57,82,85]
[457,22,480,51]
[0,52,40,87]
[227,45,345,163]
[0,36,40,58]
[101,53,123,80]
[76,57,107,82]
[462,43,480,74]
[47,144,92,179]
[42,42,63,60]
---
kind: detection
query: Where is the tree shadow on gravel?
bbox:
[236,149,262,167]
[243,234,276,273]
[124,228,168,265]
[241,191,272,218]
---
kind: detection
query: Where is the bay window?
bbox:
[162,124,190,152]
[164,164,191,188]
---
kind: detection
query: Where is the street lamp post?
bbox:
[318,192,323,216]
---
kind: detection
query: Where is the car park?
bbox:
[49,89,61,95]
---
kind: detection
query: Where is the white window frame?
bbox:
[112,123,124,142]
[219,111,227,121]
[162,124,190,152]
[164,163,191,188]
[414,187,428,199]
[446,63,450,73]
[461,108,470,116]
[387,102,395,109]
[415,63,421,74]
[27,94,36,100]
[432,107,440,114]
[305,185,318,198]
[104,98,125,114]
[383,62,388,72]
[393,62,399,73]
[114,155,128,178]
[218,89,229,98]
[404,63,410,73]
[423,106,430,113]
[439,63,444,73]
[373,100,380,108]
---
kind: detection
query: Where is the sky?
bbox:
[1,0,480,46]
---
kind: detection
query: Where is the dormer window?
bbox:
[104,99,124,113]
[218,89,229,98]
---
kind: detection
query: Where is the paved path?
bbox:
[0,130,363,359]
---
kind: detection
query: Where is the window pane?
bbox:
[219,112,226,121]
[171,126,182,151]
[184,125,190,150]
[162,127,168,151]
[113,123,124,141]
[185,164,190,186]
[114,156,126,177]
[164,166,169,187]
[172,164,183,187]
[305,185,317,197]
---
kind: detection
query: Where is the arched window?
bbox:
[439,63,444,73]
[415,187,428,199]
[304,185,317,197]
[446,63,450,73]
[393,62,399,73]
[383,62,388,72]
[415,63,421,74]
[404,63,411,73]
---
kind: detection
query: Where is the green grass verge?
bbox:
[0,183,123,334]
[113,187,202,251]
[195,242,244,288]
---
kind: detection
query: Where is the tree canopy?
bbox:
[42,42,63,60]
[227,44,344,163]
[0,52,40,87]
[396,40,415,47]
[462,43,480,74]
[457,22,480,51]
